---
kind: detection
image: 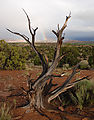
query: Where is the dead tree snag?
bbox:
[7,10,87,118]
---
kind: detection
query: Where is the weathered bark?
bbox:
[7,10,87,116]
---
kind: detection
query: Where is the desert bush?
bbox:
[62,64,69,70]
[0,40,93,69]
[0,102,12,120]
[60,80,94,109]
[34,55,41,65]
[81,47,92,59]
[58,46,80,67]
[79,60,90,70]
[88,56,94,67]
[0,40,9,52]
[4,47,27,70]
[0,52,6,69]
[88,47,94,68]
[73,80,94,109]
[0,40,29,70]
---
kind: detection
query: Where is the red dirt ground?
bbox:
[0,68,94,120]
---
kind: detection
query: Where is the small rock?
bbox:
[58,106,64,111]
[25,109,31,113]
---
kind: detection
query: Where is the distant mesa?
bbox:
[6,39,25,43]
[64,39,94,44]
[64,39,82,43]
[4,39,94,44]
[6,39,56,43]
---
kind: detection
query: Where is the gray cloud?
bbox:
[0,0,94,42]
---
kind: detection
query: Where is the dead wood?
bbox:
[7,10,89,119]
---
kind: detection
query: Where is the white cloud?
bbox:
[0,0,94,41]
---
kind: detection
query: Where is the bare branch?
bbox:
[22,9,38,47]
[6,31,48,89]
[48,74,89,103]
[48,63,80,101]
[52,30,58,37]
[48,13,71,73]
[6,29,29,41]
[22,9,48,77]
[32,27,38,46]
[7,28,48,78]
[32,27,38,35]
[52,62,80,94]
[43,78,58,96]
[6,28,37,54]
[22,9,33,36]
[60,12,71,34]
[33,13,71,89]
[7,10,48,83]
[44,53,49,64]
[57,24,60,31]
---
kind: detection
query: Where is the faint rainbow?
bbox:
[41,32,47,42]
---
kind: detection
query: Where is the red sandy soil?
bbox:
[0,68,94,120]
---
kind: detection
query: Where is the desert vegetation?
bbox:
[0,40,94,70]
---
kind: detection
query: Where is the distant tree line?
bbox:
[0,40,94,70]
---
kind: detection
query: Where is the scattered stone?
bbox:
[25,109,31,113]
[58,106,64,111]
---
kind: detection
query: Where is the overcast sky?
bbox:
[0,0,94,42]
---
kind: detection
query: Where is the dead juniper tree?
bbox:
[7,10,88,118]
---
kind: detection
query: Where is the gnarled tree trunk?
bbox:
[7,10,86,118]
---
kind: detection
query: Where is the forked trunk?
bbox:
[7,10,88,118]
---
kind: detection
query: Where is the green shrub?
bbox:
[88,47,94,68]
[60,80,94,109]
[81,47,92,59]
[0,40,29,70]
[34,56,41,65]
[0,40,9,52]
[58,46,80,67]
[0,103,11,120]
[79,60,90,70]
[0,52,6,69]
[62,64,69,70]
[0,40,93,70]
[73,80,94,109]
[88,56,94,67]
